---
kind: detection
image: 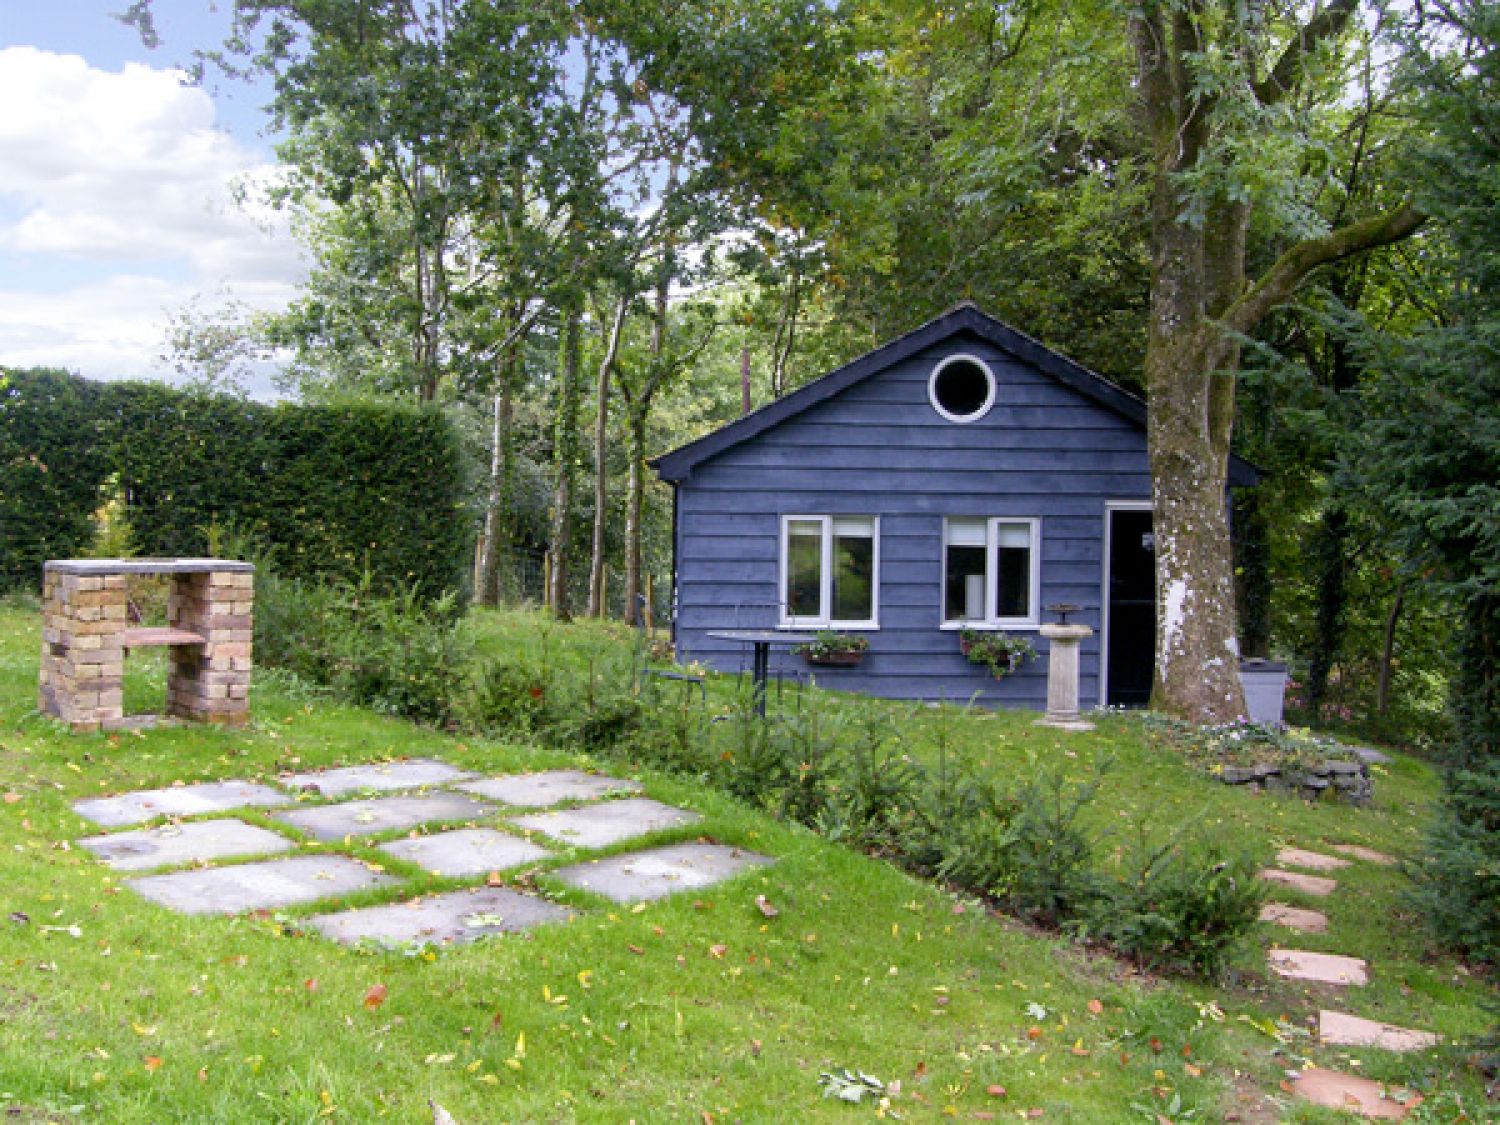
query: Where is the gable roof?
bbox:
[651,302,1261,487]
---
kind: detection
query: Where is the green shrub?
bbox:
[0,370,470,600]
[1001,764,1108,926]
[1093,829,1266,979]
[466,658,553,734]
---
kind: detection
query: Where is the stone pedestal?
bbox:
[39,558,253,732]
[1035,622,1094,732]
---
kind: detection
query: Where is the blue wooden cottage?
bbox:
[651,303,1258,709]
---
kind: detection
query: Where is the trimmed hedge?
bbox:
[0,369,470,600]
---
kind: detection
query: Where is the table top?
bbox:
[46,558,254,575]
[706,629,818,646]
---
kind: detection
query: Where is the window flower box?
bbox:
[959,629,1034,679]
[797,632,870,667]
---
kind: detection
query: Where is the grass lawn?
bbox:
[0,599,1493,1122]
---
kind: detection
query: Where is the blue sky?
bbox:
[0,1,302,387]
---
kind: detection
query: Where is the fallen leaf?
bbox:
[755,895,779,918]
[985,1084,1006,1098]
[363,983,388,1009]
[1149,1037,1163,1054]
[1026,1027,1043,1041]
[1087,999,1103,1016]
[304,978,319,992]
[750,1039,762,1057]
[143,1056,162,1073]
[627,944,645,955]
[709,944,727,959]
[3,792,21,804]
[1184,1062,1202,1078]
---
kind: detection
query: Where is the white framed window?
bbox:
[780,515,880,629]
[941,517,1040,629]
[928,353,996,423]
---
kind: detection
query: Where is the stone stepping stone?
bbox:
[128,855,396,915]
[279,758,476,798]
[1331,844,1398,867]
[1269,949,1369,986]
[1259,903,1329,934]
[74,781,292,828]
[1258,868,1338,896]
[377,828,551,878]
[275,793,495,842]
[1276,847,1352,872]
[307,886,571,947]
[1318,1010,1440,1052]
[79,818,293,872]
[510,798,700,849]
[458,769,642,808]
[554,843,773,904]
[1290,1067,1422,1119]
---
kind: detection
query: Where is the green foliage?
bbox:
[1409,755,1500,965]
[1002,763,1108,928]
[959,629,1036,678]
[794,631,870,660]
[254,571,471,726]
[1092,828,1266,978]
[1142,714,1363,776]
[0,371,470,600]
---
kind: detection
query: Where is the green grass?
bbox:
[0,599,1493,1122]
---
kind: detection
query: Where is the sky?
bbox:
[0,1,304,391]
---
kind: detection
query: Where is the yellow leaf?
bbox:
[132,1022,157,1037]
[514,1031,526,1058]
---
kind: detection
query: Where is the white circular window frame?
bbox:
[927,353,997,424]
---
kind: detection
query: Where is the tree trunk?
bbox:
[1376,585,1404,717]
[587,295,629,617]
[476,391,507,606]
[624,406,647,627]
[549,308,583,619]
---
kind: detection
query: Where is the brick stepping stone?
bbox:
[554,843,772,903]
[378,829,551,878]
[280,758,476,797]
[458,769,642,808]
[80,818,293,871]
[74,781,291,828]
[128,855,396,915]
[275,793,495,842]
[1318,1010,1440,1052]
[1258,868,1338,896]
[1259,903,1329,934]
[510,798,700,849]
[1289,1068,1422,1118]
[1276,847,1352,872]
[307,886,571,947]
[1331,844,1398,866]
[1269,949,1369,986]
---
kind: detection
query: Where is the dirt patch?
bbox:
[1222,1070,1286,1125]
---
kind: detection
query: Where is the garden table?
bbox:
[706,629,817,716]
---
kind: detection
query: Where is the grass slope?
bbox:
[0,600,1492,1122]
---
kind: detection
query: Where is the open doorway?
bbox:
[1104,505,1155,707]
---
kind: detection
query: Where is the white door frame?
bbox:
[1099,500,1154,707]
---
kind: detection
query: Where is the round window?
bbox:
[928,354,996,423]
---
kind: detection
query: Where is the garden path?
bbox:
[74,761,770,948]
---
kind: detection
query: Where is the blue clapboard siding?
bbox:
[667,332,1154,710]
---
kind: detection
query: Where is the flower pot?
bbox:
[1239,659,1289,724]
[804,650,864,667]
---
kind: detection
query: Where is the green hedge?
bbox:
[0,370,470,600]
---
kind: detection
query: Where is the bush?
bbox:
[0,370,470,600]
[1093,830,1266,978]
[1002,764,1108,927]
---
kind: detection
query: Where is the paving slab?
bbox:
[1331,843,1398,867]
[275,793,495,842]
[79,818,294,871]
[1345,743,1393,765]
[554,843,773,903]
[1259,903,1329,934]
[458,769,642,808]
[280,758,476,797]
[307,887,571,947]
[1276,847,1352,872]
[377,829,551,878]
[127,855,396,915]
[1318,1010,1441,1052]
[510,798,700,849]
[1269,949,1369,986]
[1258,868,1338,896]
[1290,1068,1422,1119]
[74,781,293,828]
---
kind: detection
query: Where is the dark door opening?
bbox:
[1106,508,1155,707]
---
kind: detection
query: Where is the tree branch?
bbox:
[1223,200,1426,336]
[1252,0,1361,106]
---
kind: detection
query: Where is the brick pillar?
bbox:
[38,571,127,732]
[166,569,253,726]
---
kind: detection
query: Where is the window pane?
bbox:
[786,520,823,617]
[995,542,1031,619]
[947,517,986,547]
[832,525,874,621]
[945,544,987,622]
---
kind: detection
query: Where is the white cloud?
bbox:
[0,46,304,382]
